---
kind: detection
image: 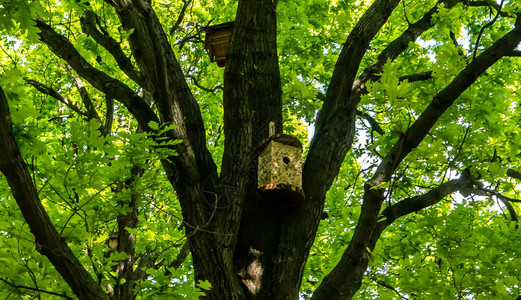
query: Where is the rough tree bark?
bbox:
[0,0,519,299]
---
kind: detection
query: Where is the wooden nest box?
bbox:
[203,21,234,68]
[257,122,304,207]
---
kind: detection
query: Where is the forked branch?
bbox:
[353,0,458,96]
[381,175,474,225]
[80,10,145,86]
[312,15,521,300]
[372,16,521,185]
[35,18,158,130]
[304,0,402,209]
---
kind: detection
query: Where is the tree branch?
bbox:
[111,0,216,190]
[66,65,103,126]
[506,50,521,56]
[168,242,190,270]
[104,96,114,135]
[24,79,88,117]
[80,10,145,86]
[352,0,457,97]
[35,18,158,131]
[356,110,385,135]
[0,278,74,299]
[305,0,402,206]
[466,187,520,221]
[507,169,521,180]
[312,16,521,300]
[371,277,406,300]
[373,16,521,186]
[305,0,448,210]
[399,71,433,82]
[187,75,223,93]
[169,0,192,35]
[471,0,505,64]
[381,177,473,225]
[380,171,520,236]
[0,85,108,299]
[111,1,237,297]
[462,0,513,17]
[330,0,403,107]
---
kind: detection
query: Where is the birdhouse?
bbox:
[257,123,304,206]
[203,21,234,68]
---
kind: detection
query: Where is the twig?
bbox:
[0,278,74,299]
[169,0,193,35]
[356,110,385,135]
[462,0,512,18]
[187,75,223,93]
[59,183,114,238]
[25,79,88,117]
[372,277,407,299]
[472,0,505,65]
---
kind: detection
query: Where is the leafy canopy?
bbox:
[1,0,521,299]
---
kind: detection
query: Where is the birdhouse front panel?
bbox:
[258,140,302,189]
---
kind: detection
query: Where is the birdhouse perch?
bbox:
[203,21,234,68]
[258,123,304,206]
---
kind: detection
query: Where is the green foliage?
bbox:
[1,0,521,298]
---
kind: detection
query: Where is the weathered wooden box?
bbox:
[257,134,304,206]
[203,21,234,67]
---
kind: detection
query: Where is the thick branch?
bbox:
[379,173,519,242]
[328,0,402,109]
[462,0,513,17]
[111,1,238,298]
[112,0,216,194]
[371,16,521,187]
[0,85,108,299]
[506,50,521,56]
[35,18,158,131]
[399,71,433,82]
[507,169,521,180]
[305,0,401,207]
[381,177,473,225]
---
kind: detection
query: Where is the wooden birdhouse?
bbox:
[257,122,304,206]
[203,21,234,68]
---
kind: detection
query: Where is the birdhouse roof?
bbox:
[257,134,302,153]
[203,21,235,35]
